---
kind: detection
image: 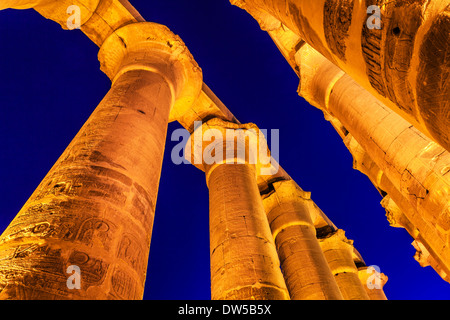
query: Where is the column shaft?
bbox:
[271,206,343,300]
[0,70,173,299]
[263,181,343,300]
[319,230,370,300]
[208,164,289,300]
[349,136,450,280]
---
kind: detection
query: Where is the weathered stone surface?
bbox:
[0,70,171,299]
[262,180,343,300]
[0,0,402,301]
[232,0,450,152]
[0,21,202,300]
[186,119,290,300]
[295,44,450,282]
[249,13,449,283]
[208,163,290,300]
[319,230,370,300]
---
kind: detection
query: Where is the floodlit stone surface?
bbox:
[208,164,289,300]
[7,0,450,300]
[295,45,450,282]
[262,180,343,300]
[0,0,387,301]
[0,21,202,299]
[187,119,290,300]
[319,230,370,300]
[232,0,450,152]
[235,4,449,285]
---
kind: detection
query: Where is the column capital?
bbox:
[185,118,277,183]
[98,22,203,122]
[319,229,354,252]
[262,179,312,213]
[261,180,321,237]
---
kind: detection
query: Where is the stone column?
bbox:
[295,43,450,280]
[0,22,202,300]
[358,266,388,300]
[345,133,450,281]
[231,0,450,151]
[224,4,450,281]
[186,118,289,300]
[319,230,370,300]
[262,180,343,300]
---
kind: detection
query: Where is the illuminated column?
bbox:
[187,118,289,300]
[262,180,343,300]
[344,133,450,281]
[296,44,450,279]
[231,0,450,151]
[358,266,388,300]
[226,3,450,281]
[319,230,370,300]
[0,22,202,300]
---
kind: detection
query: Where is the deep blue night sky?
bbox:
[0,1,449,300]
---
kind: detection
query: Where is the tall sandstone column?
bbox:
[319,230,370,300]
[231,0,450,152]
[0,22,202,299]
[295,44,450,280]
[262,180,343,300]
[226,3,450,282]
[187,118,290,300]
